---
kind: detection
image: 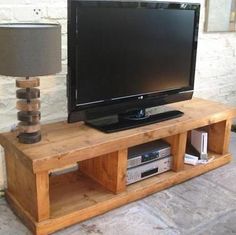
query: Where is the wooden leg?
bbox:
[207,119,232,155]
[5,149,49,222]
[79,149,127,194]
[164,132,187,172]
[35,228,49,235]
[35,171,50,221]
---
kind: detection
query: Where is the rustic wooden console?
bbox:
[0,98,236,235]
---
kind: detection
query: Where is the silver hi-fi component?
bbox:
[128,139,171,169]
[127,156,172,185]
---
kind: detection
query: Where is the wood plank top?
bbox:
[1,98,236,173]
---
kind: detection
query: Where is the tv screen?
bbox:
[68,1,200,132]
[77,7,194,105]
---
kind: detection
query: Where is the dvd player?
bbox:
[127,156,172,185]
[127,139,171,169]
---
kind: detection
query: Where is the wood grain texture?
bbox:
[49,152,230,220]
[5,191,37,234]
[35,172,50,222]
[16,77,40,88]
[80,149,127,194]
[1,98,235,235]
[7,153,231,235]
[1,98,236,173]
[5,150,39,220]
[16,99,40,112]
[18,122,40,133]
[164,132,187,172]
[207,119,232,154]
[4,149,49,222]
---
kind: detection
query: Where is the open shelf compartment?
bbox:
[49,152,231,221]
[186,120,232,160]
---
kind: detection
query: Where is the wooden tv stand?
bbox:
[0,98,236,235]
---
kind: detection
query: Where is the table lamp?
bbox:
[0,23,61,144]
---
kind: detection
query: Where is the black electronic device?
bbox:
[67,0,200,132]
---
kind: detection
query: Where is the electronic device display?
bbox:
[128,139,171,168]
[67,1,200,132]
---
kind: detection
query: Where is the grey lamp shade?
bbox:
[0,23,61,77]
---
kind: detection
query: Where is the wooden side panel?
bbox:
[207,119,232,154]
[5,149,49,222]
[164,132,187,172]
[36,172,50,221]
[79,149,127,194]
[5,191,37,235]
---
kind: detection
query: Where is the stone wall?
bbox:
[0,0,236,190]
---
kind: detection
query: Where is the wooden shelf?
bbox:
[50,171,115,218]
[49,151,230,219]
[1,98,236,235]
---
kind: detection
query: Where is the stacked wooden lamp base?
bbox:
[16,77,41,144]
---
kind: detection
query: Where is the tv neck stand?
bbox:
[120,108,149,120]
[86,107,184,133]
[0,98,236,235]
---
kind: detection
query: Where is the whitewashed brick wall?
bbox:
[0,0,236,190]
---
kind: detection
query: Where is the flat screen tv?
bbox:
[67,0,200,132]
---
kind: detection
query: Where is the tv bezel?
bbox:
[67,0,200,123]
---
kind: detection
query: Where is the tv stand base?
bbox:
[86,110,184,133]
[1,98,236,235]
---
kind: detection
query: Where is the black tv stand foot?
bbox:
[86,109,184,133]
[119,109,150,121]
